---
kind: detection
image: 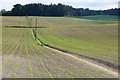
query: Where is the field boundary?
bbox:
[31,29,118,77]
[45,44,119,69]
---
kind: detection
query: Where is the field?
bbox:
[0,17,2,79]
[70,15,119,21]
[35,17,118,66]
[1,16,118,78]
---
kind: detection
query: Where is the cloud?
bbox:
[68,2,118,10]
[0,0,26,10]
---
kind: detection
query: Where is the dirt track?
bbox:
[45,46,118,77]
[2,28,118,78]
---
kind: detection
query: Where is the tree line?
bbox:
[1,3,120,16]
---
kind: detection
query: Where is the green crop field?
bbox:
[36,16,118,66]
[1,16,118,78]
[69,15,119,21]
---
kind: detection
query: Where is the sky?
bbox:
[0,0,120,10]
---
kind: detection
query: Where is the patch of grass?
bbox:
[35,17,118,66]
[68,15,119,21]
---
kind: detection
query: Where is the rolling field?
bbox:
[69,15,119,21]
[1,16,118,78]
[36,17,118,66]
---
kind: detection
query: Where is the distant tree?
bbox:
[11,4,25,16]
[1,9,6,14]
[1,9,11,16]
[1,3,120,16]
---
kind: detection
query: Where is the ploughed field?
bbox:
[1,16,118,78]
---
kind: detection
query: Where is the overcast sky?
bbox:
[0,0,120,10]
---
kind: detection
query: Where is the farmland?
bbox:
[0,17,2,79]
[1,16,118,78]
[36,17,118,66]
[70,15,119,21]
